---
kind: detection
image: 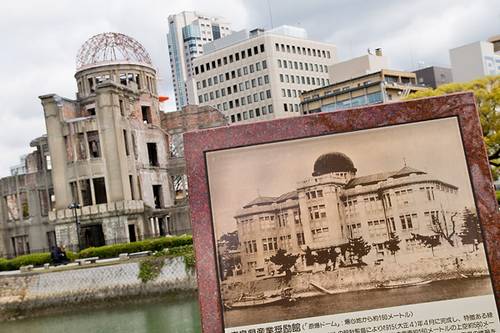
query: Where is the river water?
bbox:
[224,276,494,328]
[1,293,201,333]
[0,277,493,332]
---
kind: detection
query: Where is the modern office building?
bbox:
[235,152,461,275]
[167,11,232,109]
[190,26,337,123]
[0,136,55,258]
[450,36,500,82]
[413,66,453,88]
[301,69,425,114]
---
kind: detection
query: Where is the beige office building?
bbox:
[190,26,337,123]
[301,52,426,114]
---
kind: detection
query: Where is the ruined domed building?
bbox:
[235,152,461,276]
[39,33,183,249]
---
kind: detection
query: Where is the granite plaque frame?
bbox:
[185,93,499,333]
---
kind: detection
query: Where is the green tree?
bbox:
[459,207,483,251]
[270,249,299,281]
[406,75,500,179]
[348,237,371,264]
[384,232,401,261]
[411,233,441,256]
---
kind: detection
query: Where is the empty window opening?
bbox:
[5,194,19,220]
[128,224,137,242]
[11,235,29,256]
[77,133,87,160]
[80,179,92,206]
[93,177,107,204]
[46,231,57,250]
[135,74,141,89]
[123,130,129,156]
[119,99,124,116]
[70,181,78,204]
[147,142,159,166]
[129,175,134,200]
[120,73,127,86]
[152,185,163,208]
[87,131,101,158]
[88,77,95,93]
[173,174,188,201]
[87,108,96,116]
[19,192,29,219]
[141,106,152,124]
[39,190,50,216]
[81,225,105,249]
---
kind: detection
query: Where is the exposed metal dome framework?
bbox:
[76,32,153,70]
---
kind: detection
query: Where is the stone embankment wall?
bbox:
[0,257,196,320]
[222,251,490,299]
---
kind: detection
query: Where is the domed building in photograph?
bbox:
[234,152,461,276]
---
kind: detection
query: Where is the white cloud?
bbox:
[0,0,498,175]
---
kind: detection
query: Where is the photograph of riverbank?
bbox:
[223,276,493,327]
[206,118,497,329]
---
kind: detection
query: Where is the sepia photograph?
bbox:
[206,117,496,329]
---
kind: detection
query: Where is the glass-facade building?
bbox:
[167,12,231,109]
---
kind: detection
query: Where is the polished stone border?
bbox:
[184,93,499,332]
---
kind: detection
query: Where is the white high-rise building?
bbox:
[167,11,232,109]
[449,35,500,83]
[191,26,336,123]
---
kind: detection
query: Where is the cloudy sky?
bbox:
[0,0,498,176]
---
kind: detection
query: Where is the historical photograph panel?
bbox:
[206,117,496,329]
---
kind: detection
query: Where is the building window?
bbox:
[297,233,305,246]
[93,177,107,204]
[80,179,92,206]
[400,214,416,230]
[147,142,159,167]
[123,130,129,156]
[262,237,278,252]
[152,185,163,208]
[87,131,101,158]
[141,106,152,124]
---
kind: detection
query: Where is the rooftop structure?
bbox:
[328,49,388,83]
[413,66,453,88]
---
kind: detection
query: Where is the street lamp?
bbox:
[68,202,81,251]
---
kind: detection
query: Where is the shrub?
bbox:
[0,235,193,271]
[0,253,51,271]
[77,235,193,259]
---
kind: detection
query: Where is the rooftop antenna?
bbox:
[267,0,274,29]
[403,157,407,167]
